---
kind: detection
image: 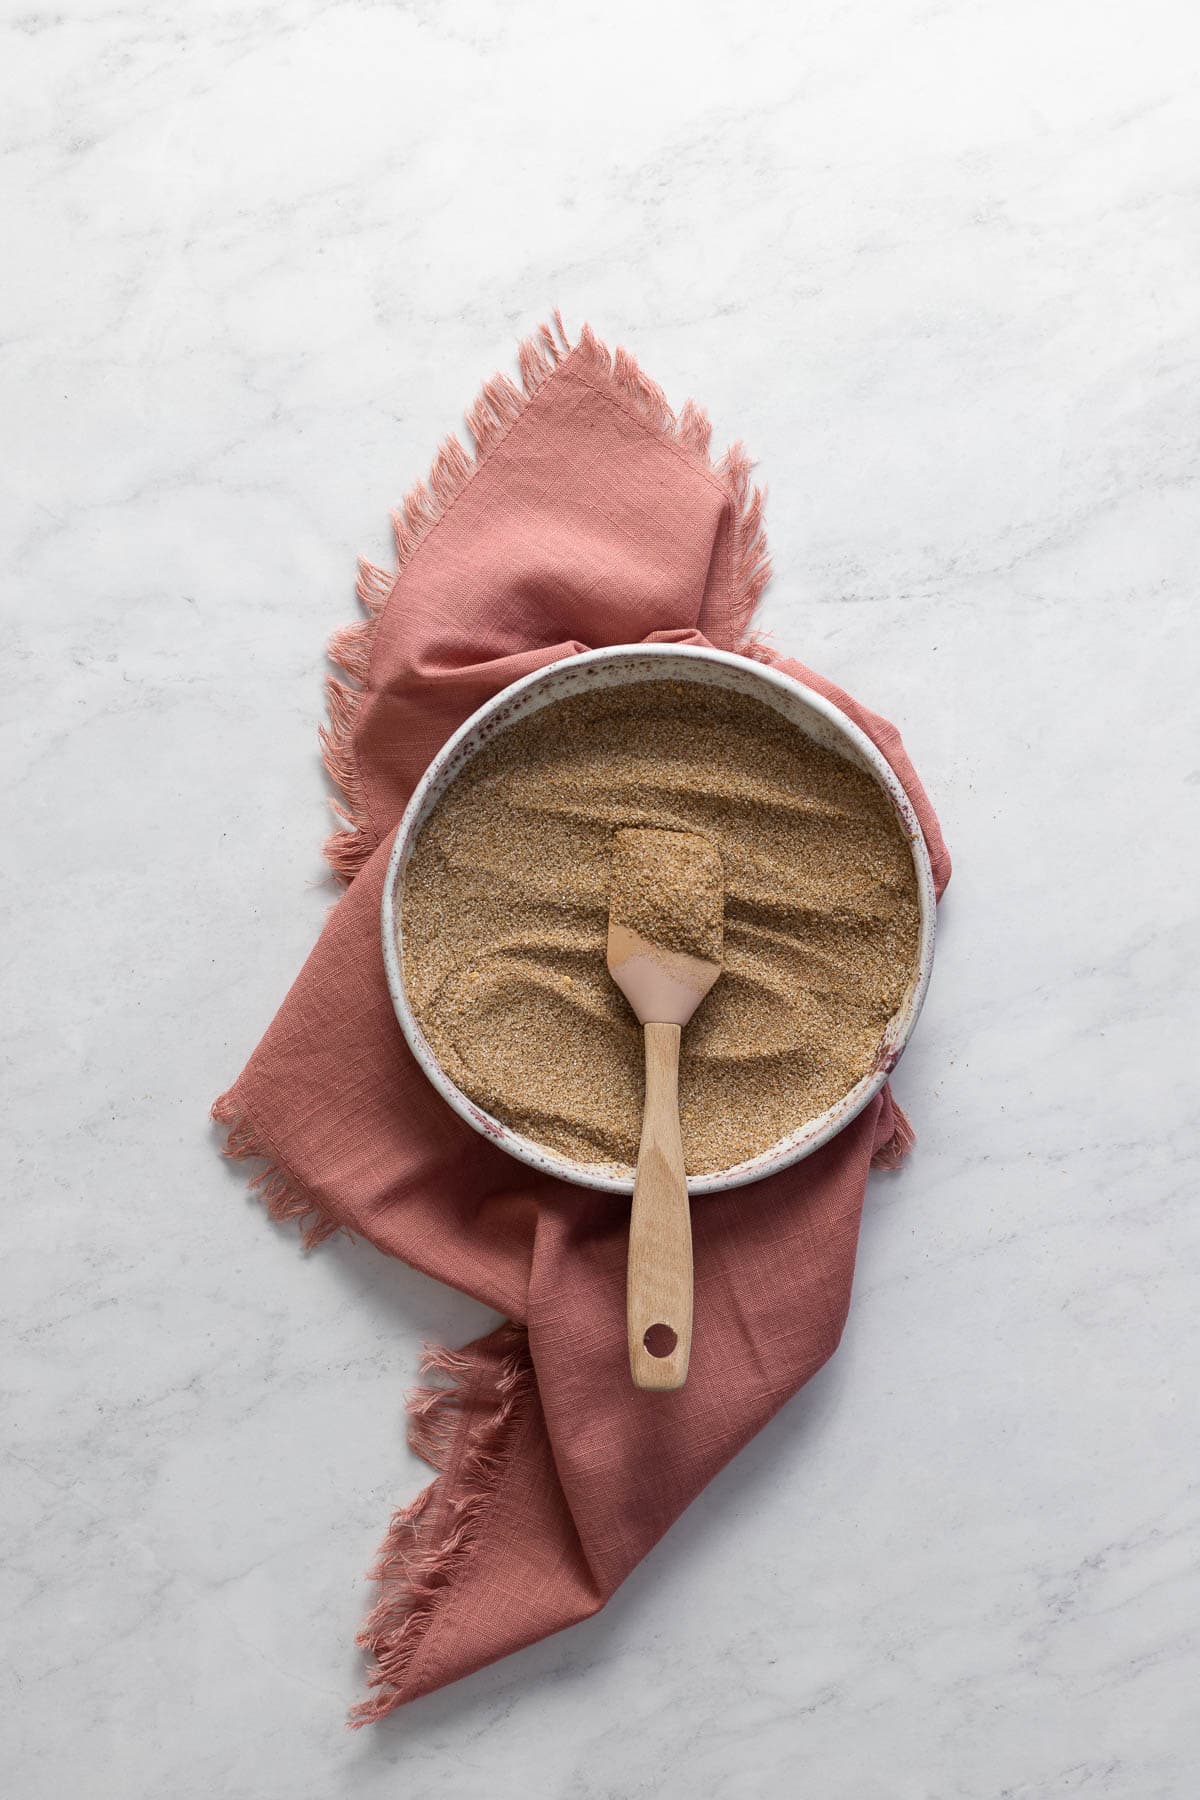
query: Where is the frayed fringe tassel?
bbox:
[210,1091,342,1249]
[320,313,571,883]
[740,630,778,663]
[348,1326,534,1727]
[321,312,772,883]
[872,1096,917,1170]
[720,444,772,645]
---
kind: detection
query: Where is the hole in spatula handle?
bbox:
[643,1323,678,1358]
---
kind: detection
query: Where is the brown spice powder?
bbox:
[400,680,920,1175]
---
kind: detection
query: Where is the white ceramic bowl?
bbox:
[381,644,936,1195]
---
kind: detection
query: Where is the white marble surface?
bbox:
[4,3,1199,1795]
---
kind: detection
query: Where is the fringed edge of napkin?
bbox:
[871,1091,917,1170]
[349,1323,534,1727]
[321,312,772,884]
[211,1089,343,1249]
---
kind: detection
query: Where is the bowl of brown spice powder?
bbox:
[381,644,936,1195]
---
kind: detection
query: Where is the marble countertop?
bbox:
[4,4,1198,1796]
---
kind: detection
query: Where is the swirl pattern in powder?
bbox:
[400,680,921,1175]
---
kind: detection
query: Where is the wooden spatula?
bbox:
[607,828,725,1391]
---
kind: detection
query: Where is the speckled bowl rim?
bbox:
[381,644,936,1197]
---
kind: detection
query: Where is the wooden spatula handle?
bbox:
[627,1022,693,1390]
